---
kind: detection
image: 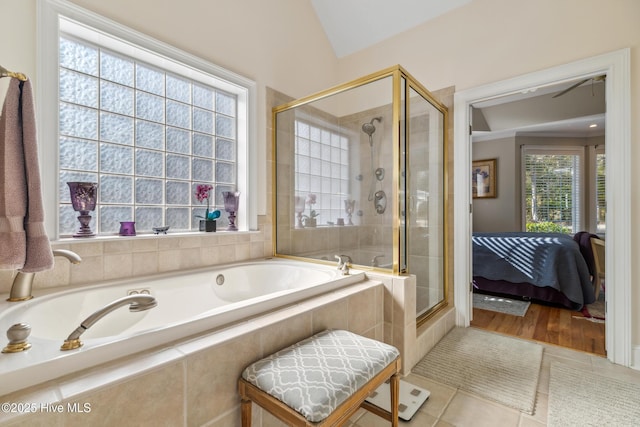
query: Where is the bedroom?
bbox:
[469,76,606,354]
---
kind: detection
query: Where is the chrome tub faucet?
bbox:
[7,249,82,302]
[335,254,352,276]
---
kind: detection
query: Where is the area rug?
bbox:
[548,362,640,426]
[473,292,531,317]
[412,327,543,414]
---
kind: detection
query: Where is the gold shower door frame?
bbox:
[272,65,449,323]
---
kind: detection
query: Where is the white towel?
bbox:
[0,78,53,272]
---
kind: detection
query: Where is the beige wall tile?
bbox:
[260,314,313,357]
[103,240,132,254]
[131,238,159,253]
[186,332,261,426]
[179,236,203,249]
[347,287,377,335]
[234,242,251,261]
[179,247,203,270]
[158,249,182,272]
[70,256,104,285]
[200,245,222,266]
[63,362,184,427]
[103,253,133,280]
[132,251,159,276]
[311,299,349,333]
[0,270,14,294]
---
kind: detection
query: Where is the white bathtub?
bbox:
[0,258,364,395]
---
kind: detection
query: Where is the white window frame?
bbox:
[37,0,257,238]
[592,145,606,235]
[521,145,585,234]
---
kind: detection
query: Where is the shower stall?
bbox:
[273,66,448,321]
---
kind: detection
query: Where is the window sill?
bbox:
[53,229,260,244]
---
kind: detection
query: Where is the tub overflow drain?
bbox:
[216,274,225,286]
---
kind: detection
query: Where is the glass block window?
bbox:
[58,35,237,235]
[294,120,350,225]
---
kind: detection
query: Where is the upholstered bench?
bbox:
[238,329,401,426]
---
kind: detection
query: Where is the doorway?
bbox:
[452,49,631,366]
[468,76,605,354]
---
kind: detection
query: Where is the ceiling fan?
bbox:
[552,75,606,98]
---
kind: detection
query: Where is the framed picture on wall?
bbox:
[472,158,497,198]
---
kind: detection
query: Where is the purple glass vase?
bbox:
[119,221,136,236]
[67,182,98,237]
[223,191,240,231]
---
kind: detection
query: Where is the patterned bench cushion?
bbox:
[241,329,400,423]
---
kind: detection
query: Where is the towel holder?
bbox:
[0,65,27,81]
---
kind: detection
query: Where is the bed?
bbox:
[472,232,595,310]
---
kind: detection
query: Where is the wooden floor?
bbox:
[471,301,606,356]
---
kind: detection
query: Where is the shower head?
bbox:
[361,117,382,137]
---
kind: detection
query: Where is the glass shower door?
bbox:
[406,85,446,319]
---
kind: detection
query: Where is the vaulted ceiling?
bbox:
[310,0,472,58]
[308,0,605,142]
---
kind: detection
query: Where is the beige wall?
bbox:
[472,137,519,232]
[0,0,339,217]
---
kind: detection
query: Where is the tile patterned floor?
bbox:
[348,337,640,427]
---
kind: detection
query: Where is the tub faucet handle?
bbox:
[2,323,32,353]
[335,254,351,268]
[335,255,352,275]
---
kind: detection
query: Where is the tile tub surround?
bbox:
[0,220,272,296]
[370,271,456,374]
[0,270,455,426]
[0,280,384,426]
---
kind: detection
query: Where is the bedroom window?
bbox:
[522,146,584,234]
[50,14,251,236]
[294,120,350,225]
[595,148,606,234]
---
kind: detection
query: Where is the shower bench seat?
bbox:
[238,329,401,426]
